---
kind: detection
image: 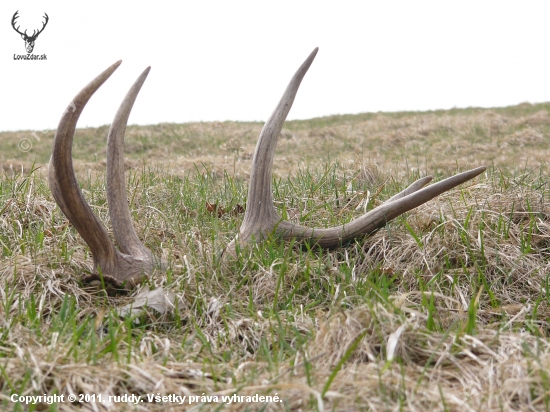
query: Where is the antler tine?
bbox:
[106,67,153,261]
[48,61,122,276]
[384,175,432,204]
[226,48,486,255]
[238,48,318,240]
[49,62,157,288]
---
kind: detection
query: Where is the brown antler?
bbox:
[49,61,159,289]
[225,48,486,254]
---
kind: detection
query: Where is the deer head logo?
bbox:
[11,11,49,54]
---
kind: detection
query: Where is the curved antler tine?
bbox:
[48,61,122,275]
[276,166,486,248]
[384,175,433,204]
[106,67,152,261]
[242,48,319,230]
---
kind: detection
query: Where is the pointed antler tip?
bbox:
[469,165,486,177]
[134,67,151,86]
[104,60,123,75]
[296,48,319,75]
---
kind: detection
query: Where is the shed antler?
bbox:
[226,48,486,254]
[49,61,159,288]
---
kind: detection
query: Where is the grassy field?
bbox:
[1,102,550,410]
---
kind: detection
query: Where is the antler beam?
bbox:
[49,62,159,288]
[226,47,486,254]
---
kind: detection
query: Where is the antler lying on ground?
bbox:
[49,49,485,286]
[49,62,161,288]
[225,48,486,255]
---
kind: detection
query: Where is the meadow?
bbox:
[1,102,550,410]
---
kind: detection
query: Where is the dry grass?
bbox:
[1,102,550,411]
[3,102,550,178]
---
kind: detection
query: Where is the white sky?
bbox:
[1,1,550,132]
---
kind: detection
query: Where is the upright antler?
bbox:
[49,62,159,288]
[226,48,486,254]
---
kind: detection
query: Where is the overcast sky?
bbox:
[1,1,549,132]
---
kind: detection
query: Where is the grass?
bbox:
[1,102,550,410]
